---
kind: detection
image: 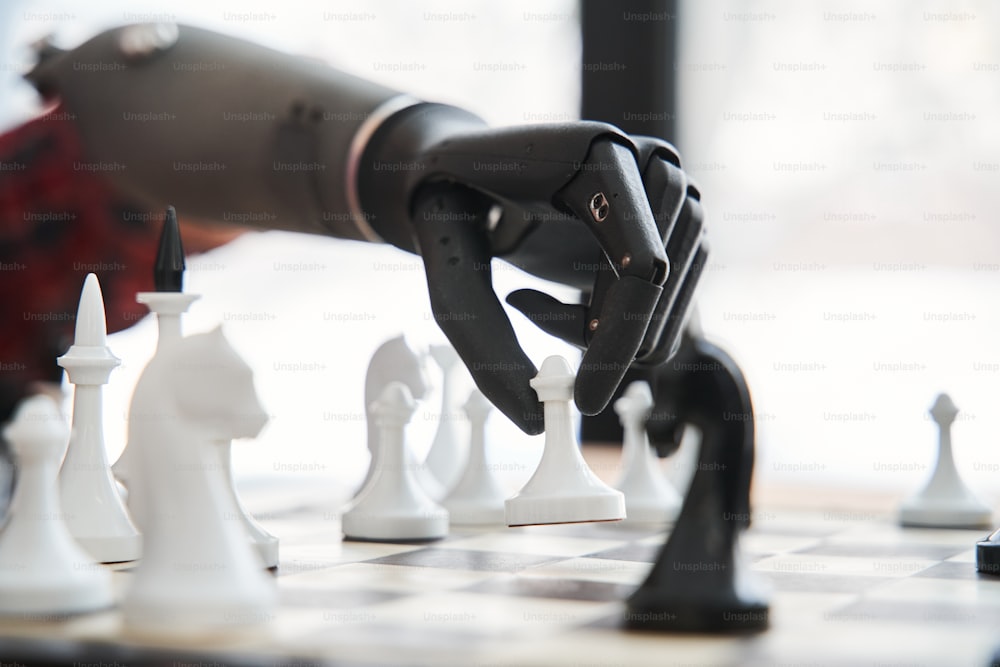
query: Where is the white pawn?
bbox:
[424,344,469,493]
[442,390,507,525]
[0,395,113,616]
[356,336,445,500]
[122,329,275,638]
[505,356,626,526]
[343,382,449,541]
[57,273,141,563]
[899,393,993,528]
[613,381,682,524]
[216,439,279,568]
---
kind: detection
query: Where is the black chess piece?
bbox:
[154,206,185,292]
[976,526,1000,575]
[624,332,769,633]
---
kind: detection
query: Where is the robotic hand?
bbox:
[26,23,707,435]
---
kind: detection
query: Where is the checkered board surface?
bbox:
[1,506,1000,667]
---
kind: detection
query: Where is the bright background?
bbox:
[2,0,999,506]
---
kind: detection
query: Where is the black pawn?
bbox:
[154,206,185,292]
[624,333,769,633]
[976,527,1000,575]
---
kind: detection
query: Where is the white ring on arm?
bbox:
[344,94,422,243]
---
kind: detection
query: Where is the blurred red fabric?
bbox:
[0,105,240,422]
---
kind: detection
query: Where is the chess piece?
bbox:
[505,356,625,527]
[626,333,769,633]
[114,207,200,498]
[216,438,279,568]
[0,395,113,616]
[57,273,141,563]
[122,328,276,638]
[613,381,681,524]
[152,204,185,293]
[977,526,1000,576]
[342,382,449,541]
[655,306,702,496]
[663,424,701,497]
[899,394,992,529]
[424,344,468,493]
[355,335,444,500]
[442,389,507,525]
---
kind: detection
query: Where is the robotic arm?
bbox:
[26,23,706,435]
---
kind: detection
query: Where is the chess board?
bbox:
[1,501,999,667]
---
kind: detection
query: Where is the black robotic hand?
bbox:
[357,112,707,433]
[26,23,707,435]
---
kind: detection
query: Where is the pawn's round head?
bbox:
[371,381,418,427]
[929,393,959,426]
[462,388,493,423]
[613,381,654,423]
[3,395,68,463]
[529,356,574,403]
